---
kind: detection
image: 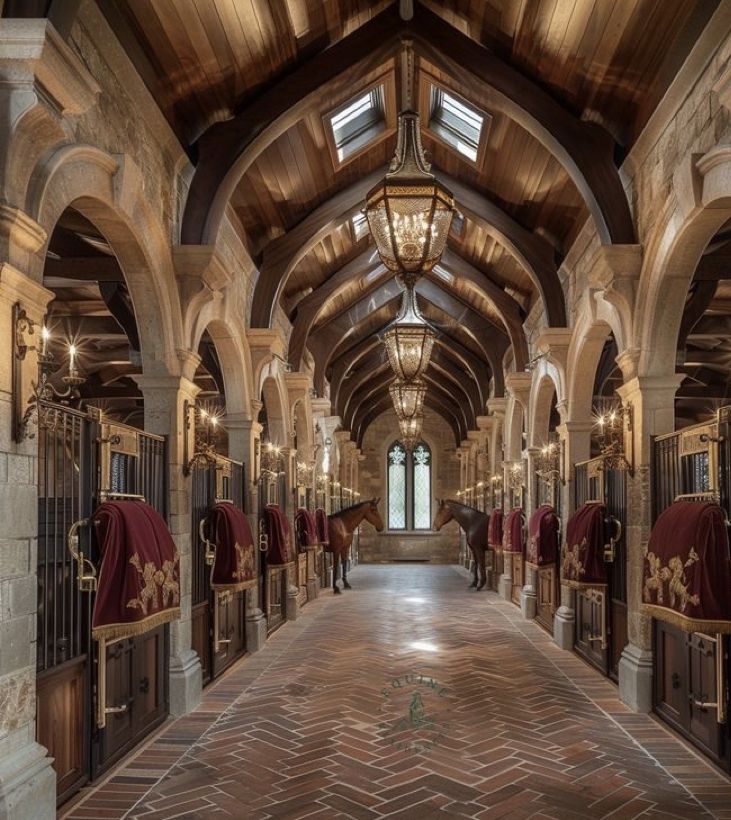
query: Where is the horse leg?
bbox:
[333,552,341,594]
[476,548,487,591]
[342,542,352,589]
[468,547,477,588]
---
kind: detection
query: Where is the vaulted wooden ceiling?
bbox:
[91,0,720,441]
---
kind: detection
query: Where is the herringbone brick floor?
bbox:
[62,565,731,819]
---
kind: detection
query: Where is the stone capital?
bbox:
[616,374,685,408]
[0,261,53,315]
[0,207,48,276]
[248,327,287,386]
[0,19,100,115]
[476,415,493,432]
[535,327,572,372]
[133,373,199,402]
[487,397,508,419]
[504,371,532,410]
[587,244,643,323]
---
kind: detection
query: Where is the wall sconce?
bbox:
[13,303,85,442]
[594,402,634,473]
[260,440,284,479]
[182,400,223,475]
[536,439,564,486]
[507,461,525,491]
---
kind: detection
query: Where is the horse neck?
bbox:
[448,501,484,531]
[337,502,367,533]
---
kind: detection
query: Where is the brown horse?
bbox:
[328,498,384,594]
[433,499,490,590]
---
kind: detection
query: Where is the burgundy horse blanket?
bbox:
[488,508,504,550]
[295,508,319,551]
[502,508,524,554]
[265,504,293,566]
[562,501,606,586]
[526,504,559,567]
[90,500,180,641]
[205,502,257,592]
[642,500,731,633]
[315,507,329,547]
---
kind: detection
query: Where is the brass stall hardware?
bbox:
[585,588,608,650]
[603,515,622,562]
[213,590,234,654]
[259,518,269,553]
[199,518,216,566]
[689,633,728,724]
[96,636,131,729]
[67,518,97,592]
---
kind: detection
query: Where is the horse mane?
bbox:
[446,499,485,516]
[329,499,373,520]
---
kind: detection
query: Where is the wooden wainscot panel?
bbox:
[37,658,88,802]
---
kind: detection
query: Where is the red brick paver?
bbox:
[62,565,731,819]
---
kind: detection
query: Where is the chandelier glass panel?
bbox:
[390,379,426,422]
[383,285,436,381]
[365,111,455,280]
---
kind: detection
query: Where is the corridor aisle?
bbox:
[63,566,731,819]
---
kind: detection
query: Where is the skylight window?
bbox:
[328,85,385,163]
[351,212,369,241]
[429,87,486,163]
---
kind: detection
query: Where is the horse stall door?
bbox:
[535,565,556,632]
[212,590,247,678]
[92,423,170,776]
[606,469,628,681]
[266,566,287,635]
[574,588,609,674]
[655,622,729,769]
[191,463,213,685]
[510,553,523,606]
[35,405,93,804]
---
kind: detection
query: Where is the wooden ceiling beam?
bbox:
[341,360,474,436]
[180,5,402,245]
[251,171,384,328]
[354,392,462,449]
[439,175,565,327]
[409,2,634,246]
[337,346,480,429]
[288,251,385,369]
[44,255,124,282]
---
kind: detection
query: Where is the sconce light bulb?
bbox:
[210,416,218,428]
[200,408,208,419]
[42,327,50,340]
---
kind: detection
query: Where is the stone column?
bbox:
[616,374,683,712]
[225,412,266,652]
[0,257,56,820]
[553,420,593,649]
[520,446,539,619]
[135,373,203,718]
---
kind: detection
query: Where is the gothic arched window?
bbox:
[387,440,432,531]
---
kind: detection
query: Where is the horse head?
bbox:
[364,498,384,531]
[432,499,453,531]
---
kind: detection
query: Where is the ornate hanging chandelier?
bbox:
[398,415,423,452]
[389,378,426,422]
[364,111,455,285]
[383,284,436,381]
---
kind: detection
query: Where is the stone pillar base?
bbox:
[619,643,654,713]
[245,607,267,652]
[520,585,537,620]
[553,605,575,650]
[285,585,299,621]
[499,573,512,601]
[168,649,202,717]
[0,741,56,820]
[306,578,319,600]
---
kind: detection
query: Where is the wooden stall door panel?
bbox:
[511,554,523,606]
[655,621,688,727]
[132,626,167,736]
[191,601,211,685]
[575,591,607,673]
[688,634,723,758]
[36,659,88,800]
[536,566,555,631]
[99,639,135,765]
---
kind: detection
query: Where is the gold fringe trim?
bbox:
[526,561,557,571]
[267,561,294,569]
[562,580,607,590]
[211,579,257,593]
[488,542,502,549]
[641,604,731,634]
[92,607,180,642]
[306,543,323,551]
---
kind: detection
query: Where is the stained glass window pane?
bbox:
[413,443,431,530]
[388,443,406,529]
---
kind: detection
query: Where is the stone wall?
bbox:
[359,530,459,563]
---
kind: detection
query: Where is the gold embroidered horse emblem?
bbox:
[644,547,700,612]
[127,551,180,614]
[562,539,586,580]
